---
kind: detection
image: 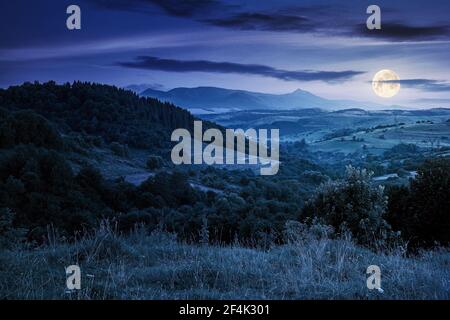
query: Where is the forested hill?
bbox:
[0,81,198,149]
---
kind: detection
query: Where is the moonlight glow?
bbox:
[372,69,401,98]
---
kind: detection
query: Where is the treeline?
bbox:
[0,81,197,149]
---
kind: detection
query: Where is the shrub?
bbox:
[146,155,164,170]
[110,142,129,157]
[384,143,419,159]
[117,209,161,231]
[0,110,63,150]
[283,219,334,244]
[300,170,328,184]
[0,208,27,249]
[0,146,115,241]
[138,171,199,208]
[386,158,450,247]
[302,166,397,247]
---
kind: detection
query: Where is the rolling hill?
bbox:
[0,81,199,149]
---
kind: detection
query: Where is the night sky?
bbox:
[1,0,450,108]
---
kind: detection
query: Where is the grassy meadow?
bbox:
[1,225,449,300]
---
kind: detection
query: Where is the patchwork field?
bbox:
[311,122,450,155]
[201,108,450,156]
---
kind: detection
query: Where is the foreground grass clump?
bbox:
[0,225,449,300]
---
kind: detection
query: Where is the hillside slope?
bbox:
[0,81,197,149]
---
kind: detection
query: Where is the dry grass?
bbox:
[1,226,449,300]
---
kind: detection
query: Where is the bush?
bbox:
[0,146,117,241]
[0,110,63,150]
[117,209,161,231]
[146,155,164,170]
[283,219,334,243]
[302,166,397,247]
[384,143,419,159]
[138,171,199,208]
[386,158,450,247]
[0,208,27,249]
[110,142,129,157]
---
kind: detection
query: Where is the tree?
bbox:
[386,158,450,247]
[302,166,396,246]
[146,155,164,170]
[0,111,63,150]
[110,142,129,157]
[0,208,27,249]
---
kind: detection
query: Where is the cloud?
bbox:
[381,79,450,92]
[205,13,315,32]
[90,0,326,33]
[89,1,450,42]
[353,22,450,41]
[413,98,450,105]
[90,0,232,18]
[116,56,364,82]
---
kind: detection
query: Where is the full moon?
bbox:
[372,69,400,98]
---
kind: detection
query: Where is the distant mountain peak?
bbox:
[140,86,389,113]
[124,83,165,94]
[292,88,308,94]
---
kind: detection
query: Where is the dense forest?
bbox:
[0,82,449,251]
[0,81,196,149]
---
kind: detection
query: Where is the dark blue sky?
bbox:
[1,0,450,107]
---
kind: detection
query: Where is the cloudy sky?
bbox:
[1,0,450,108]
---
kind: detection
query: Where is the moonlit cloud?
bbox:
[353,23,450,41]
[90,0,229,17]
[380,79,450,92]
[205,12,315,32]
[116,56,365,82]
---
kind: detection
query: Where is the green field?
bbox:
[311,122,450,155]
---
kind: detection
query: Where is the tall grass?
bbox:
[0,223,449,300]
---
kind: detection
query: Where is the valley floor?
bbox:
[1,229,449,300]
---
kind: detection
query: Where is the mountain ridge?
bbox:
[139,86,389,113]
